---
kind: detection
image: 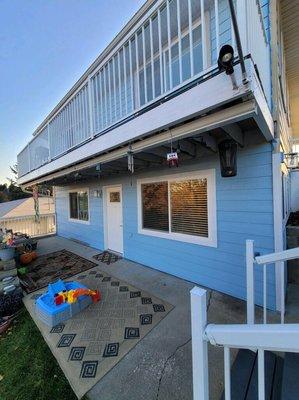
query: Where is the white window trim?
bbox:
[137,169,217,247]
[68,187,90,225]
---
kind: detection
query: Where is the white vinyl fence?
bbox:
[0,214,56,237]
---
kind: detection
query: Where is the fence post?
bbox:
[190,286,209,400]
[246,240,255,324]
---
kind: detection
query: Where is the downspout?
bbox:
[227,0,248,85]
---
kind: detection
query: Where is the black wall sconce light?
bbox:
[218,45,237,89]
[218,45,234,74]
[218,139,238,177]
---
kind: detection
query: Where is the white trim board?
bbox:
[272,152,285,313]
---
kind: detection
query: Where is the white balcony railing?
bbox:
[17,0,270,179]
[0,214,56,237]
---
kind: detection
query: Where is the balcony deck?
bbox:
[17,0,271,186]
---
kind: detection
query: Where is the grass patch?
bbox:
[0,308,87,400]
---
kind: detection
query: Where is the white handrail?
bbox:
[205,323,299,352]
[191,287,299,400]
[255,247,299,265]
[246,240,299,325]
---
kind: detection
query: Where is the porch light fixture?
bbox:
[218,139,238,177]
[285,152,299,169]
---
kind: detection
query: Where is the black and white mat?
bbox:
[92,251,122,265]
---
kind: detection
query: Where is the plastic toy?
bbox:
[54,288,100,305]
[35,279,101,327]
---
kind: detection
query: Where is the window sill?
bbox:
[68,218,90,225]
[138,228,217,248]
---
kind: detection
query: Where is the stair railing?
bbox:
[246,239,299,324]
[191,286,299,400]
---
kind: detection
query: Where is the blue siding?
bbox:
[56,185,104,250]
[259,0,270,42]
[55,140,276,309]
[210,0,233,65]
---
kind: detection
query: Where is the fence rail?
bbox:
[0,214,56,237]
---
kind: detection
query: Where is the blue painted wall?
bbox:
[55,184,104,250]
[259,0,270,42]
[55,136,276,309]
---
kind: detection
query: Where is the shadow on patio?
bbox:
[23,235,251,400]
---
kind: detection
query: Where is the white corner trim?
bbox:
[272,152,284,313]
[136,169,217,247]
[67,187,91,224]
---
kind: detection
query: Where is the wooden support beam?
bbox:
[221,123,244,147]
[193,133,217,152]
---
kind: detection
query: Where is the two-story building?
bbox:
[17,0,297,311]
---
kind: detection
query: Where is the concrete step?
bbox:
[220,349,256,400]
[281,353,299,400]
[220,350,284,400]
[246,351,276,400]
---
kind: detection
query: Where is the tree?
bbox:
[0,164,31,203]
[0,163,53,203]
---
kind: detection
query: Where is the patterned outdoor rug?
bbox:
[92,251,122,265]
[24,266,173,399]
[21,250,97,294]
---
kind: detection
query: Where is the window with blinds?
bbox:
[140,177,208,238]
[69,190,89,222]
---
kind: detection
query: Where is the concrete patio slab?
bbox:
[32,236,280,400]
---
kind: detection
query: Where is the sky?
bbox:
[0,0,145,184]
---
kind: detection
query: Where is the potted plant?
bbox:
[0,233,16,261]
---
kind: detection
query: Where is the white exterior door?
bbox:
[105,186,123,254]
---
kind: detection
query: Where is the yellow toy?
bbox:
[54,288,100,305]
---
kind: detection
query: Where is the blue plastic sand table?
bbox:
[35,279,93,327]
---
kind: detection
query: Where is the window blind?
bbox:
[141,182,169,231]
[170,179,208,237]
[141,178,208,238]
